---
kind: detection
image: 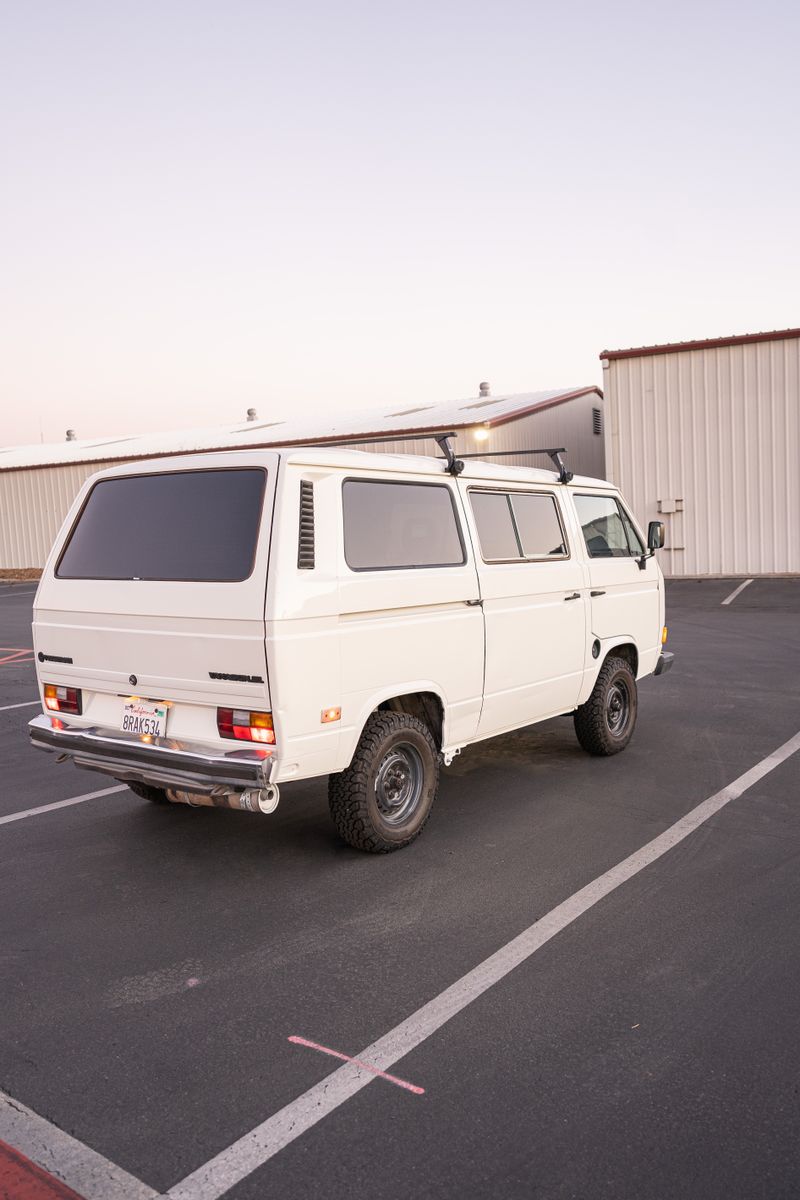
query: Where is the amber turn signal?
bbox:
[321,707,342,724]
[662,626,668,645]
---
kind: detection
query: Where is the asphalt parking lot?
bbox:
[1,577,799,1200]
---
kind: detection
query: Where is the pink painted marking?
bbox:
[0,649,34,665]
[288,1035,425,1095]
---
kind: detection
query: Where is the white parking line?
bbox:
[0,588,37,598]
[721,578,753,605]
[0,1088,158,1200]
[0,699,40,712]
[166,729,800,1200]
[0,784,128,826]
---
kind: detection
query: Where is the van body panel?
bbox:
[570,488,662,684]
[333,471,484,754]
[33,452,278,752]
[460,485,589,734]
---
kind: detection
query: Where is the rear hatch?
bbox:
[33,454,279,749]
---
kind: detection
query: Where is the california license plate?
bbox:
[121,700,168,738]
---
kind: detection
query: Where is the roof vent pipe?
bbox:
[246,407,258,421]
[479,381,490,397]
[65,429,76,441]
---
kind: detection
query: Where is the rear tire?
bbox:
[574,655,638,756]
[124,780,171,805]
[328,711,439,853]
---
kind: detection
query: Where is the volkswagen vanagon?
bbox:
[29,443,672,852]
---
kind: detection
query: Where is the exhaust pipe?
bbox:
[166,784,280,814]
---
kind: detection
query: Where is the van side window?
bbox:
[342,480,465,570]
[469,492,519,560]
[470,491,568,562]
[574,494,644,558]
[510,494,567,557]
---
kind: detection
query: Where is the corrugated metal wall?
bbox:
[603,337,800,576]
[0,459,120,571]
[0,395,605,570]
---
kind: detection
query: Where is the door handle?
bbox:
[564,592,581,601]
[465,598,483,606]
[590,589,606,597]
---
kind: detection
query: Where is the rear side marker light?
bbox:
[662,626,668,645]
[217,708,275,744]
[44,684,82,715]
[321,707,341,723]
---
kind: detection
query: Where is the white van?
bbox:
[29,443,672,852]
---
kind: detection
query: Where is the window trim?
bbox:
[573,492,645,560]
[467,487,571,565]
[341,476,467,573]
[55,466,269,583]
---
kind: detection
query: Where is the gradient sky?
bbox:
[1,0,798,447]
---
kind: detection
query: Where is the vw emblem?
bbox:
[129,674,138,687]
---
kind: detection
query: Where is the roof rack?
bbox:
[285,430,571,483]
[457,447,574,483]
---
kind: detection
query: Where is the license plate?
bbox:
[121,700,168,738]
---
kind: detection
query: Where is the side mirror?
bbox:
[647,521,666,552]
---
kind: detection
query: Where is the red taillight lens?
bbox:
[217,708,275,744]
[43,684,82,715]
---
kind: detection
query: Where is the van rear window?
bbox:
[57,468,266,581]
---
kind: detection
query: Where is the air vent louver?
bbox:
[298,480,315,569]
[592,407,603,436]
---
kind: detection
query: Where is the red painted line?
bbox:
[0,1137,86,1199]
[288,1035,425,1095]
[0,650,34,665]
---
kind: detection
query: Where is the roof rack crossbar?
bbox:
[455,447,574,483]
[310,428,466,476]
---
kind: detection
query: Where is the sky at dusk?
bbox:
[1,0,798,447]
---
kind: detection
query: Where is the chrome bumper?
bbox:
[28,713,274,793]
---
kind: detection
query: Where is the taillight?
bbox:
[217,708,275,744]
[43,684,82,715]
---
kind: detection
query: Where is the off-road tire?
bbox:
[328,711,439,853]
[124,780,171,805]
[574,655,638,756]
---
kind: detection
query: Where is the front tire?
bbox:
[328,711,439,853]
[574,655,638,756]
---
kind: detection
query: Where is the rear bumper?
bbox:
[28,713,274,793]
[654,651,674,677]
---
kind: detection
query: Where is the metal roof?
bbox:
[0,386,601,472]
[599,327,800,361]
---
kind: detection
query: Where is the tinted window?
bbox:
[470,491,567,561]
[618,504,645,554]
[510,494,567,557]
[470,492,520,560]
[57,469,266,581]
[574,494,641,558]
[342,480,465,570]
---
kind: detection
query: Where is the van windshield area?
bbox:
[57,468,266,581]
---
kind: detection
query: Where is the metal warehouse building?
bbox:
[601,328,800,577]
[0,384,604,571]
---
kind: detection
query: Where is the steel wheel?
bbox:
[374,742,425,825]
[605,680,631,737]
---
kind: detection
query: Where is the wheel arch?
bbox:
[578,637,640,705]
[338,684,448,770]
